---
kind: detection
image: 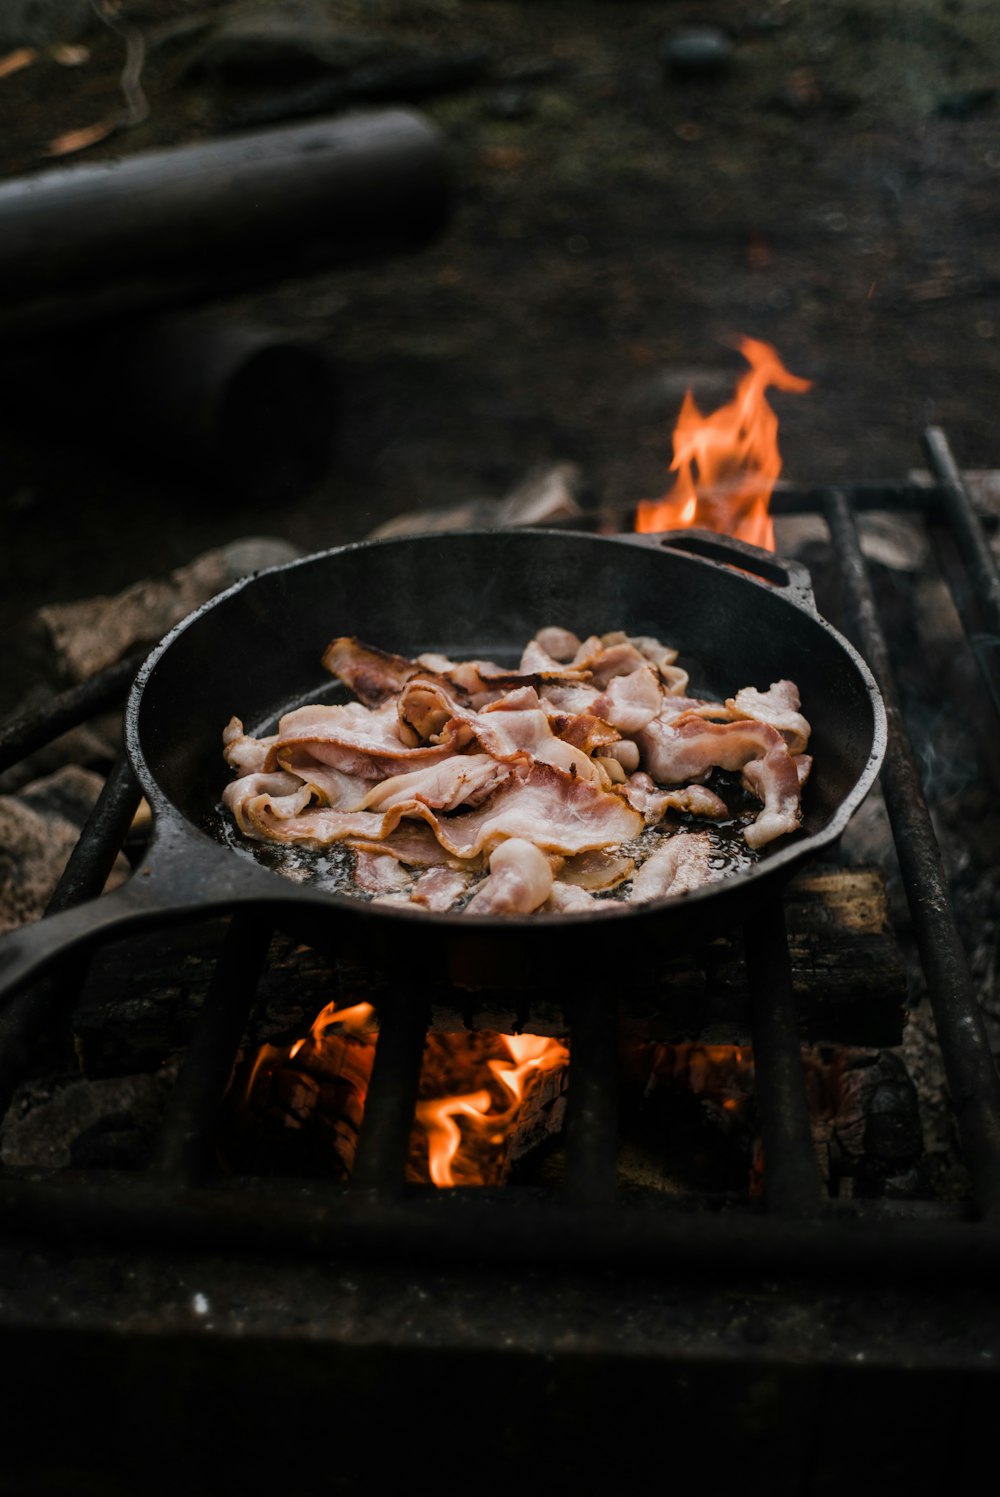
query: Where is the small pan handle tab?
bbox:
[627,527,817,613]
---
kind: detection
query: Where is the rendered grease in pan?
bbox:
[214,802,759,908]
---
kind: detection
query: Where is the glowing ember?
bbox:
[412,1032,570,1188]
[635,336,811,551]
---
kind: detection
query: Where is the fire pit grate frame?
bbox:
[2,427,1000,1276]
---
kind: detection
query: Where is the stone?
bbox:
[187,8,384,85]
[0,766,132,932]
[35,536,303,683]
[0,1069,176,1170]
[661,27,732,80]
[369,463,582,539]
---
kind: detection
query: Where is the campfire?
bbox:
[635,336,811,549]
[226,999,570,1189]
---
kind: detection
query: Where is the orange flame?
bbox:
[415,1033,570,1187]
[635,336,811,551]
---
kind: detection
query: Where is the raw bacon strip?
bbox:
[630,833,720,903]
[596,739,639,774]
[236,801,408,847]
[235,761,643,856]
[591,665,662,733]
[550,712,620,756]
[322,637,426,706]
[428,762,643,858]
[464,838,554,915]
[348,824,480,872]
[623,772,728,826]
[398,677,470,740]
[398,677,604,777]
[353,851,412,894]
[360,754,510,812]
[741,749,804,849]
[533,626,582,662]
[223,772,319,838]
[266,700,459,780]
[636,714,788,784]
[222,717,277,775]
[726,680,811,755]
[544,882,601,913]
[559,849,635,891]
[411,867,470,912]
[635,715,804,847]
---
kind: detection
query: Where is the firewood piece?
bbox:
[0,110,449,347]
[405,1032,569,1187]
[219,1024,376,1182]
[72,864,906,1077]
[72,924,340,1078]
[618,864,907,1048]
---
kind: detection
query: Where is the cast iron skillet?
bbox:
[0,529,886,995]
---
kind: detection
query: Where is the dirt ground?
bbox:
[1,0,999,711]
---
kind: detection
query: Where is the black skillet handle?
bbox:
[628,527,817,614]
[0,825,281,1003]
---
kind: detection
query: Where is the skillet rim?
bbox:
[124,527,888,932]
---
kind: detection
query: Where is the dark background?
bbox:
[1,0,998,695]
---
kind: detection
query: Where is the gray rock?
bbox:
[0,769,132,933]
[189,12,384,85]
[0,796,80,935]
[36,536,304,684]
[661,27,732,80]
[0,1069,175,1170]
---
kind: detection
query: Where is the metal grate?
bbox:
[2,427,1000,1276]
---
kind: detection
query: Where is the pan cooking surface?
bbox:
[127,530,885,938]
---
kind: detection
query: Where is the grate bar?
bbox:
[3,1171,999,1280]
[350,993,429,1192]
[46,755,143,917]
[923,428,1000,640]
[921,428,1000,724]
[562,992,619,1206]
[0,651,146,775]
[744,902,820,1215]
[823,486,1000,1217]
[150,913,273,1182]
[0,755,142,1126]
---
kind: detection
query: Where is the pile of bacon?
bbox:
[221,629,812,916]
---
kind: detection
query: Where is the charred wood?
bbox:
[0,109,449,347]
[71,865,906,1077]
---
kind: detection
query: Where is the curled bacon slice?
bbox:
[464,838,554,915]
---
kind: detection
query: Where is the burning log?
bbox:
[220,1000,378,1182]
[407,1031,569,1187]
[0,109,449,347]
[218,1007,569,1187]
